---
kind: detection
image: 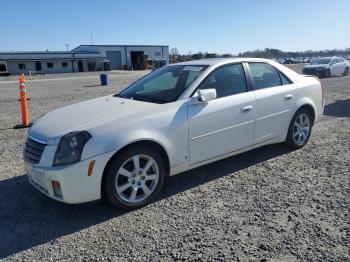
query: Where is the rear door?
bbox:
[247,62,297,144]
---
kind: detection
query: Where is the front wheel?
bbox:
[286,109,313,149]
[343,67,349,76]
[103,146,166,209]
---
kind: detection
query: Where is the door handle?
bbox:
[241,105,253,112]
[285,94,293,100]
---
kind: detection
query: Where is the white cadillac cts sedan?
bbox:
[24,58,324,209]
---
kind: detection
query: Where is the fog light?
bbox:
[52,181,62,197]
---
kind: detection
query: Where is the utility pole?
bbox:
[90,32,94,45]
[65,43,69,52]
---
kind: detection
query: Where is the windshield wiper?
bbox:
[114,93,127,98]
[131,96,154,103]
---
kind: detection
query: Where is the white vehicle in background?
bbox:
[303,57,350,78]
[24,58,324,209]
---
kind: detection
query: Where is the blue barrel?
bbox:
[100,73,108,86]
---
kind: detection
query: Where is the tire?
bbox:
[103,146,166,209]
[343,67,349,76]
[286,108,313,149]
[325,69,331,78]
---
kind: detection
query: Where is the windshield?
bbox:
[311,58,332,65]
[118,65,209,103]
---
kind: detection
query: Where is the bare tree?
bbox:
[170,48,179,56]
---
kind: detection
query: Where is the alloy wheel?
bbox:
[115,154,159,203]
[292,113,310,146]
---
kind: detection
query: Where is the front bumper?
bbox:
[26,151,114,204]
[302,68,328,77]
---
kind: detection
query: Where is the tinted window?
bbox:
[249,63,282,89]
[198,64,247,98]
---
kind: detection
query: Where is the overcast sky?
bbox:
[1,0,349,54]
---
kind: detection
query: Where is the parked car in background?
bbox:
[24,58,324,209]
[303,57,350,78]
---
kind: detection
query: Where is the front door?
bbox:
[188,63,255,164]
[247,62,297,144]
[35,61,42,71]
[78,60,84,72]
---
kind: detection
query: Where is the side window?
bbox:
[249,63,282,89]
[198,64,247,98]
[280,73,292,85]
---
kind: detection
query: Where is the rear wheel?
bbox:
[343,67,349,76]
[286,108,313,149]
[104,146,166,209]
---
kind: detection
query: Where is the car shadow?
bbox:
[0,143,291,258]
[324,99,350,118]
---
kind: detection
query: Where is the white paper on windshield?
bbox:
[182,66,204,72]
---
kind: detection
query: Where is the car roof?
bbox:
[166,57,272,66]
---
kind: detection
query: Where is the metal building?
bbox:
[0,50,108,75]
[72,45,169,70]
[0,44,169,75]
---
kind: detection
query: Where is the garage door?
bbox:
[106,51,122,70]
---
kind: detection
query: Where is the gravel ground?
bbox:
[0,64,349,261]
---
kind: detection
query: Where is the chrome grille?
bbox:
[24,138,46,164]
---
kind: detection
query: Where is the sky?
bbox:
[1,0,349,54]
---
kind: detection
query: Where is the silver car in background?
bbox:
[303,57,350,78]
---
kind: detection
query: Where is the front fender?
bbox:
[81,101,189,169]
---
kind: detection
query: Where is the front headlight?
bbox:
[53,131,91,166]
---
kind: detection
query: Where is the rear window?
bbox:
[249,63,281,89]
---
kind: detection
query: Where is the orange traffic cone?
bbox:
[14,73,31,129]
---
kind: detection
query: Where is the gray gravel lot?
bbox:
[0,65,349,261]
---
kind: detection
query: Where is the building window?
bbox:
[0,64,6,72]
[62,62,68,67]
[47,62,53,68]
[18,64,26,70]
[155,52,161,56]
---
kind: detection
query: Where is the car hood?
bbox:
[304,64,329,69]
[29,95,159,140]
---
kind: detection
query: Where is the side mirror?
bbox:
[198,89,217,102]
